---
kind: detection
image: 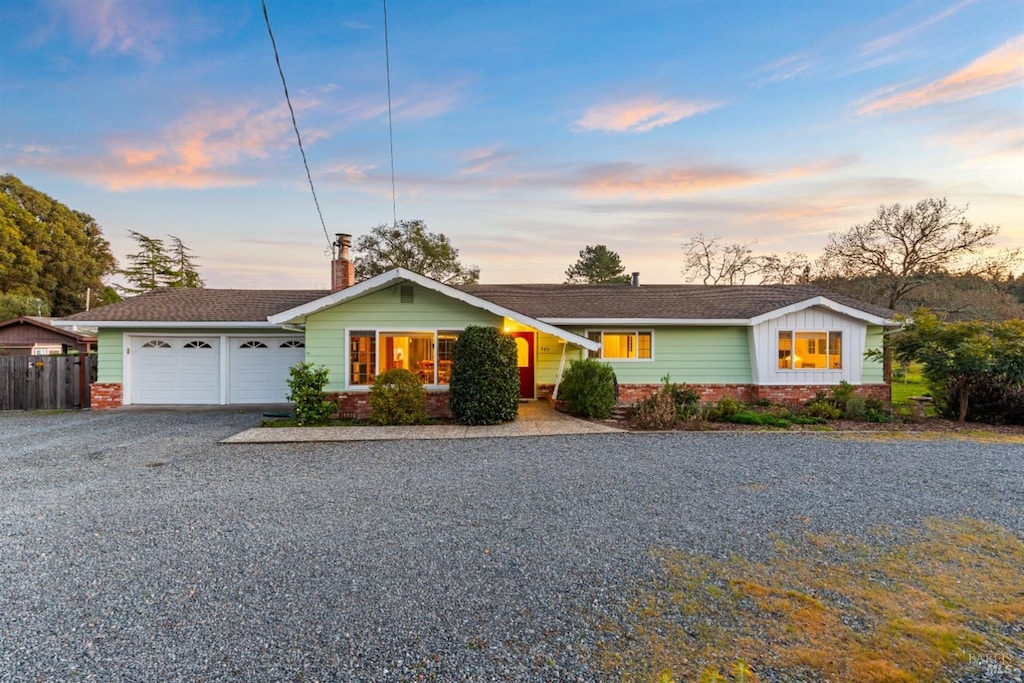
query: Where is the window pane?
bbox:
[350,332,376,385]
[380,333,434,382]
[828,332,842,369]
[637,332,652,359]
[794,332,827,369]
[437,333,458,384]
[778,331,792,369]
[602,333,633,359]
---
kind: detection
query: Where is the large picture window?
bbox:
[349,330,460,387]
[778,330,842,369]
[586,330,653,360]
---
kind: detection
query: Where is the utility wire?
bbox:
[383,0,398,227]
[261,0,333,253]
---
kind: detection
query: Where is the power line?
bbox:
[261,0,333,252]
[383,0,398,227]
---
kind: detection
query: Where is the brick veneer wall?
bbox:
[541,382,891,406]
[90,383,123,410]
[330,390,452,420]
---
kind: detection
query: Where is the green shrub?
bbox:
[559,359,618,418]
[369,369,427,425]
[287,362,334,426]
[728,410,792,428]
[448,326,519,425]
[844,395,868,421]
[706,396,744,421]
[629,390,677,430]
[829,381,856,412]
[667,379,701,420]
[864,397,895,423]
[805,400,842,420]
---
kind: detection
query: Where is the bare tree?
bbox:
[759,252,811,284]
[681,234,760,285]
[820,198,1016,310]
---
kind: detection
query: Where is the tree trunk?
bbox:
[958,385,969,425]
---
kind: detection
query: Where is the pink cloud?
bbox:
[574,97,721,133]
[459,145,514,175]
[15,99,321,190]
[576,157,854,200]
[859,34,1024,115]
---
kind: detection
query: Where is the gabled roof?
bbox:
[268,268,601,350]
[458,283,896,325]
[0,316,97,342]
[58,288,327,327]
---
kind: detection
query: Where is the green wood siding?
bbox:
[304,284,500,390]
[862,325,885,383]
[535,332,585,384]
[97,328,124,383]
[564,326,752,384]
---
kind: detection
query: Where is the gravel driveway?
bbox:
[1,409,1021,681]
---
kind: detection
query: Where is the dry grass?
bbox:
[597,518,1023,683]
[833,430,1024,445]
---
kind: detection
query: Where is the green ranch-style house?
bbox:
[57,234,896,415]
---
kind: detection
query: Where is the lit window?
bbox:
[586,331,653,360]
[349,332,376,385]
[778,331,842,369]
[348,330,461,386]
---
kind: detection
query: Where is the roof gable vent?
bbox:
[400,284,414,304]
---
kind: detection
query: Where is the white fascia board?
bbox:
[748,297,894,326]
[51,320,286,329]
[268,267,601,351]
[540,318,751,326]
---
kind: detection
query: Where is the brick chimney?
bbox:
[331,233,356,291]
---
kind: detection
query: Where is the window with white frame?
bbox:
[348,330,461,386]
[778,330,842,369]
[586,330,653,360]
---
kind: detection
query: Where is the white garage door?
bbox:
[131,336,220,404]
[228,337,305,403]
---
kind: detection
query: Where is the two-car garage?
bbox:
[127,335,305,405]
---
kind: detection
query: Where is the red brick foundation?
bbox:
[329,390,452,420]
[542,382,891,407]
[90,383,123,410]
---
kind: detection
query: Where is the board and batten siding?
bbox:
[563,326,752,384]
[752,307,873,385]
[304,283,500,391]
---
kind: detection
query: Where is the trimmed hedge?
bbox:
[558,358,617,418]
[448,326,519,425]
[369,369,427,425]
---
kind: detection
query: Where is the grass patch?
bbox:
[596,517,1023,682]
[891,363,935,417]
[834,431,1024,445]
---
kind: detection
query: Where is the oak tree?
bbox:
[354,220,479,284]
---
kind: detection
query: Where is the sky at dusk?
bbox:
[2,0,1022,288]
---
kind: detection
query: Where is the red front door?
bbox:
[510,332,535,399]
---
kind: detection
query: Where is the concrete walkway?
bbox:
[222,400,624,443]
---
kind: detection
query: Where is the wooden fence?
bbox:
[0,355,98,411]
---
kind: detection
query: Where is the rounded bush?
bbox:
[369,369,427,425]
[448,326,519,425]
[558,358,618,419]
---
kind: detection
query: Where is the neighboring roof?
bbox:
[459,283,896,324]
[268,268,601,350]
[59,288,327,325]
[0,316,97,342]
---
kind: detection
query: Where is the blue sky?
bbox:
[2,0,1022,288]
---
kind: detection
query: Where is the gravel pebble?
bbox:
[1,408,1021,681]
